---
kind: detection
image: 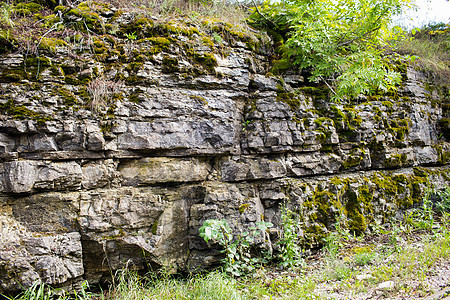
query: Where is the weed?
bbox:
[87,77,124,112]
[0,2,14,28]
[405,186,450,231]
[277,205,304,270]
[394,22,450,83]
[109,267,245,300]
[324,212,350,257]
[199,219,272,277]
[125,31,137,40]
[352,248,376,266]
[3,280,93,300]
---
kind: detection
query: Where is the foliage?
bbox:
[106,0,249,26]
[395,22,450,81]
[323,211,351,256]
[3,280,93,300]
[199,219,273,276]
[434,186,450,214]
[277,205,304,269]
[249,0,411,101]
[108,268,245,300]
[0,2,15,28]
[405,186,450,231]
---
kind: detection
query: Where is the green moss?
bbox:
[386,153,407,168]
[162,56,179,73]
[57,87,78,106]
[14,2,42,15]
[438,118,450,140]
[312,117,334,144]
[92,37,109,55]
[277,91,299,108]
[99,120,114,133]
[63,2,111,34]
[138,36,171,52]
[0,100,52,124]
[304,223,328,248]
[383,118,410,141]
[271,58,291,74]
[382,100,394,108]
[371,172,399,196]
[76,87,90,104]
[239,203,250,214]
[185,49,217,71]
[342,149,365,170]
[151,220,158,235]
[157,23,181,35]
[345,189,367,234]
[64,74,80,85]
[0,69,27,82]
[190,95,207,105]
[39,37,68,53]
[433,144,450,164]
[299,86,329,100]
[202,36,214,48]
[129,88,144,103]
[310,187,338,226]
[126,62,143,73]
[329,106,362,142]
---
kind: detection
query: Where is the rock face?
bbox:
[0,7,449,293]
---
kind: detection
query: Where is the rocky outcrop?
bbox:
[0,5,449,293]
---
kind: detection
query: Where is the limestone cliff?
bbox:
[0,2,449,293]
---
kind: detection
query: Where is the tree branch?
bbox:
[250,0,280,30]
[337,25,381,48]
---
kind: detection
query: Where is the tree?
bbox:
[249,0,411,101]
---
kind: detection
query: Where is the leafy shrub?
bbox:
[249,0,412,101]
[199,219,272,276]
[277,206,304,270]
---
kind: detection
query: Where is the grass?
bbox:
[110,210,449,299]
[105,270,245,300]
[394,22,450,83]
[5,220,449,299]
[98,0,250,30]
[4,187,450,299]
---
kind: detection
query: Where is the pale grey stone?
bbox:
[376,281,395,291]
[220,156,286,182]
[34,161,82,191]
[119,157,210,185]
[0,160,37,193]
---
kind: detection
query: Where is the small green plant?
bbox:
[0,2,14,28]
[388,221,405,252]
[242,120,250,132]
[435,186,450,214]
[213,32,224,44]
[3,280,93,300]
[199,219,272,276]
[125,31,137,40]
[352,247,376,266]
[404,187,450,231]
[324,212,350,257]
[277,205,304,270]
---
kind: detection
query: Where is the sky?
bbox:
[393,0,450,29]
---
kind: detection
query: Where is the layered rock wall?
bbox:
[0,8,449,292]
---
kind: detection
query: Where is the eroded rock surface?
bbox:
[0,7,449,293]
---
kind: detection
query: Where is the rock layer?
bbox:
[0,9,449,292]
